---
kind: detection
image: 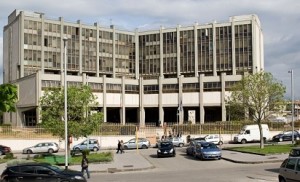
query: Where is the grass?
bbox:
[33,151,113,165]
[225,144,296,155]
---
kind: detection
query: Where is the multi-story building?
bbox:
[2,10,264,127]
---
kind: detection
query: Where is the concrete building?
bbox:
[2,10,264,127]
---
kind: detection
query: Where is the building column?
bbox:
[212,22,217,76]
[77,20,82,75]
[41,14,45,74]
[112,25,116,78]
[160,26,164,77]
[231,20,236,75]
[177,25,181,77]
[194,23,199,77]
[159,76,164,126]
[179,75,183,124]
[121,76,125,125]
[199,74,204,124]
[139,77,145,127]
[102,75,107,123]
[95,22,100,77]
[221,72,226,121]
[135,29,139,79]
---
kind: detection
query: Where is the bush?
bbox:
[82,149,90,156]
[3,153,14,159]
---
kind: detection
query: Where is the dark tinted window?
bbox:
[202,143,217,149]
[296,159,300,171]
[19,166,35,174]
[286,158,297,170]
[160,142,172,147]
[34,166,53,175]
[9,166,20,172]
[280,159,288,168]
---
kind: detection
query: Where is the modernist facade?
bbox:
[3,10,264,127]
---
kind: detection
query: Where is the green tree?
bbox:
[227,72,285,149]
[39,85,103,141]
[0,83,18,114]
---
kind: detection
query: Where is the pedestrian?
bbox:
[81,153,90,179]
[120,140,125,153]
[116,140,121,154]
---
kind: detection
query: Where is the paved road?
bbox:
[86,148,280,182]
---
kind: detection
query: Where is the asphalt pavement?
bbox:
[0,147,288,174]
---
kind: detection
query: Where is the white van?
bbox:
[233,124,270,144]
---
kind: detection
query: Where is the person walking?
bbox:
[81,153,90,179]
[120,140,125,153]
[116,140,121,154]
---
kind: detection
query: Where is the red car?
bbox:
[0,145,12,155]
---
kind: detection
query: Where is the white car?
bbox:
[194,134,223,145]
[22,142,59,154]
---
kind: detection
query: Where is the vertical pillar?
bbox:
[176,25,181,77]
[40,14,45,74]
[139,77,145,126]
[77,20,82,75]
[121,76,125,125]
[112,25,116,78]
[160,26,164,77]
[159,76,164,126]
[199,74,204,124]
[103,75,107,123]
[95,22,100,77]
[231,20,236,75]
[135,29,139,79]
[179,75,183,124]
[221,72,226,121]
[212,22,217,76]
[194,23,199,77]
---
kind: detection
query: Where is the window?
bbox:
[286,158,297,170]
[35,166,53,175]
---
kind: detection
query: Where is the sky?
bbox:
[0,0,299,99]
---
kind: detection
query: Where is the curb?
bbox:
[221,157,284,164]
[89,165,156,173]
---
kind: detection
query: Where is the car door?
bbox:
[127,139,136,149]
[17,166,38,182]
[33,166,59,182]
[280,158,297,182]
[34,143,44,153]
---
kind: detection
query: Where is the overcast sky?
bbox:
[0,0,299,99]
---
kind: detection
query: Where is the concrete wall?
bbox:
[0,131,282,152]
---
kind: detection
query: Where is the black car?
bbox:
[0,145,12,155]
[157,141,176,158]
[0,162,86,182]
[272,130,300,142]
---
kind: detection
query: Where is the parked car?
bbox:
[123,138,150,149]
[72,139,100,152]
[157,141,176,158]
[0,162,86,182]
[289,147,300,157]
[156,137,185,148]
[234,124,270,144]
[0,145,12,155]
[22,142,59,154]
[186,140,203,156]
[193,142,222,160]
[278,157,300,182]
[194,134,223,145]
[272,130,300,142]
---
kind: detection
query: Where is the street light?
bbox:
[63,37,68,169]
[289,69,295,144]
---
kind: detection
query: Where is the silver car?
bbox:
[279,157,300,182]
[123,138,150,149]
[22,142,59,154]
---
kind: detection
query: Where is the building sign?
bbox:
[188,110,196,124]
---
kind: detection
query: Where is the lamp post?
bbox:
[63,37,68,169]
[289,69,295,144]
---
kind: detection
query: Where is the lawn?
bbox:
[33,151,113,165]
[225,144,296,155]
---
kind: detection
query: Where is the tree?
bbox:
[39,85,103,142]
[227,72,285,149]
[0,83,18,115]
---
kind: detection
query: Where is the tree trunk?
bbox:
[258,121,264,149]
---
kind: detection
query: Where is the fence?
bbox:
[0,121,295,139]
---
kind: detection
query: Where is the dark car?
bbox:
[272,130,300,142]
[194,142,222,160]
[0,145,12,155]
[0,162,86,182]
[157,141,176,158]
[289,147,300,157]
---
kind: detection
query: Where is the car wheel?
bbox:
[218,141,223,145]
[241,139,247,144]
[93,147,98,152]
[124,146,128,150]
[279,138,283,142]
[179,143,184,147]
[141,145,147,149]
[75,147,81,152]
[279,176,286,182]
[296,137,300,141]
[48,148,54,154]
[27,150,33,154]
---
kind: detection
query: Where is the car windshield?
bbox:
[201,143,217,149]
[160,143,172,147]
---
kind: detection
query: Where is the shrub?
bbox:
[82,149,90,156]
[3,153,14,159]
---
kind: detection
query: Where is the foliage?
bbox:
[0,84,18,114]
[3,152,14,159]
[39,85,103,139]
[227,72,286,148]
